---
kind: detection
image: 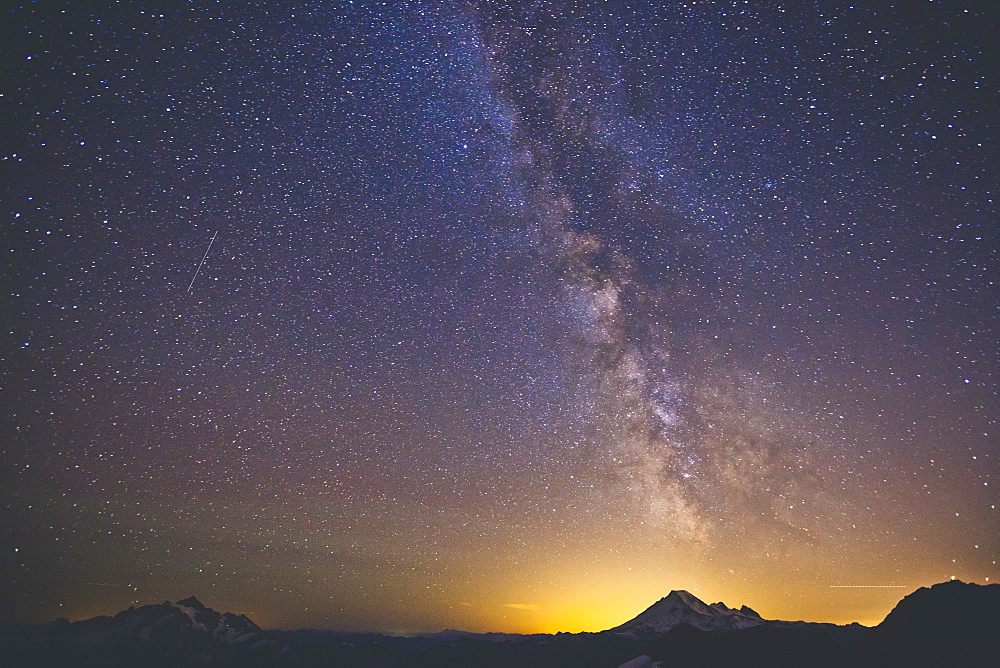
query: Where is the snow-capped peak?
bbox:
[612,589,766,636]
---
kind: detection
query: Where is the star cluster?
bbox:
[3,0,996,633]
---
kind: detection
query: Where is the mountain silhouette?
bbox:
[0,597,273,667]
[1,581,997,667]
[631,580,999,668]
[859,580,1000,667]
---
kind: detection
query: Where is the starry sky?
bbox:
[3,0,997,634]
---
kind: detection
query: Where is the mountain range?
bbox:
[1,580,996,667]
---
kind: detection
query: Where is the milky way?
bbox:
[3,1,996,633]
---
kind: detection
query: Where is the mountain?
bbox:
[628,580,999,668]
[860,579,1000,666]
[611,589,765,636]
[2,582,997,667]
[0,596,275,667]
[105,595,269,646]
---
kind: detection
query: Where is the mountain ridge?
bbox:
[2,581,996,667]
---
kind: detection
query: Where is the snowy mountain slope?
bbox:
[611,589,765,636]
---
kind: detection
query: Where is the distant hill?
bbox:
[1,581,996,667]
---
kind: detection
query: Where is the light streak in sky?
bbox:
[187,230,218,293]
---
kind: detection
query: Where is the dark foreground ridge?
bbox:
[1,581,996,667]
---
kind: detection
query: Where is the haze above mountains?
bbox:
[2,580,996,667]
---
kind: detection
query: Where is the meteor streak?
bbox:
[186,230,218,293]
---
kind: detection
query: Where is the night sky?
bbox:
[3,0,997,634]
